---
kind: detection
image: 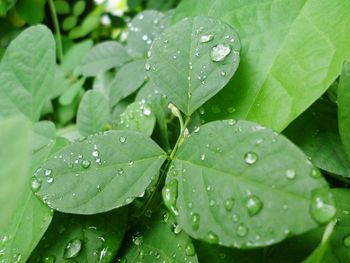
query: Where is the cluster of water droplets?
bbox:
[118,99,153,129]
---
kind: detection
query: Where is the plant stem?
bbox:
[48,0,64,62]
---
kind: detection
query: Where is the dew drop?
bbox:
[191,213,200,230]
[246,195,263,216]
[119,136,126,143]
[220,70,226,77]
[162,180,178,215]
[310,189,336,224]
[343,235,350,247]
[128,160,134,166]
[199,34,214,43]
[244,152,258,165]
[162,211,169,223]
[44,169,52,177]
[142,35,148,41]
[63,239,82,259]
[163,39,168,44]
[132,234,143,246]
[207,231,219,244]
[47,177,54,184]
[145,63,151,71]
[171,223,182,235]
[310,168,321,178]
[43,255,55,263]
[200,154,205,161]
[210,44,231,62]
[224,198,235,211]
[92,150,99,157]
[228,119,236,126]
[285,169,296,180]
[117,168,124,175]
[143,105,152,116]
[232,213,240,222]
[236,223,248,237]
[81,160,91,169]
[185,241,196,256]
[31,178,42,192]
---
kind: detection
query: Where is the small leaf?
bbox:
[285,100,350,179]
[0,25,55,121]
[147,16,240,115]
[29,208,127,263]
[77,90,110,136]
[109,59,147,107]
[114,100,156,136]
[120,209,199,262]
[168,120,333,248]
[33,131,166,214]
[126,10,170,58]
[338,61,350,161]
[16,0,46,24]
[81,41,131,77]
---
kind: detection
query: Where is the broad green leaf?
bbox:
[77,90,110,136]
[32,121,56,153]
[93,71,114,99]
[73,1,85,16]
[68,14,100,39]
[115,100,155,136]
[51,66,70,99]
[167,120,333,248]
[109,59,147,107]
[338,61,350,161]
[285,100,350,179]
[29,208,127,263]
[126,10,170,58]
[61,40,93,76]
[54,0,70,15]
[0,117,53,262]
[174,0,350,131]
[81,41,131,77]
[58,78,85,106]
[0,25,55,121]
[32,131,166,214]
[147,16,240,115]
[120,210,199,263]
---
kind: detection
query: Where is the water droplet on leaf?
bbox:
[162,180,179,216]
[310,189,336,224]
[185,241,196,256]
[63,239,82,259]
[246,195,263,216]
[210,44,231,62]
[81,160,91,169]
[207,231,219,244]
[191,213,200,230]
[199,34,214,43]
[224,198,235,211]
[236,223,248,237]
[31,178,42,192]
[285,169,296,180]
[244,152,258,165]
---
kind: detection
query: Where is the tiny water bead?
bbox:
[199,34,214,43]
[44,169,52,176]
[117,168,124,175]
[191,213,200,230]
[228,119,236,126]
[343,235,350,247]
[200,154,206,161]
[244,152,258,165]
[47,177,54,184]
[236,223,248,237]
[171,223,182,235]
[207,231,219,244]
[43,255,55,263]
[63,239,82,259]
[31,178,42,192]
[143,105,152,116]
[210,44,231,62]
[119,136,127,143]
[310,168,321,178]
[310,190,336,224]
[81,160,91,169]
[285,169,296,180]
[145,63,151,71]
[92,150,99,157]
[185,241,196,256]
[162,180,179,215]
[246,195,263,216]
[224,198,235,211]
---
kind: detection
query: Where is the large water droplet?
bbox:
[31,178,42,192]
[162,180,178,215]
[210,44,231,62]
[185,241,196,256]
[343,235,350,247]
[224,198,235,211]
[236,223,248,237]
[244,152,258,165]
[246,195,263,216]
[63,239,82,259]
[191,213,200,230]
[199,34,214,43]
[207,231,219,244]
[81,160,91,169]
[285,169,296,180]
[310,189,336,224]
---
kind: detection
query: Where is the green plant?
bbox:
[1,0,350,262]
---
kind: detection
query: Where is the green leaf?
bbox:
[54,0,70,15]
[59,78,85,106]
[115,100,156,136]
[147,16,240,115]
[93,71,114,98]
[174,0,350,131]
[62,15,78,31]
[120,209,199,263]
[0,117,53,262]
[29,208,127,263]
[51,66,70,99]
[0,0,17,16]
[61,40,93,76]
[0,25,55,121]
[81,41,131,77]
[109,59,147,108]
[68,14,100,39]
[126,10,170,58]
[73,0,85,16]
[32,131,166,214]
[77,90,110,136]
[284,100,350,179]
[338,61,350,161]
[167,120,333,248]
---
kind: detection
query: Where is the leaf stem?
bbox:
[48,0,64,62]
